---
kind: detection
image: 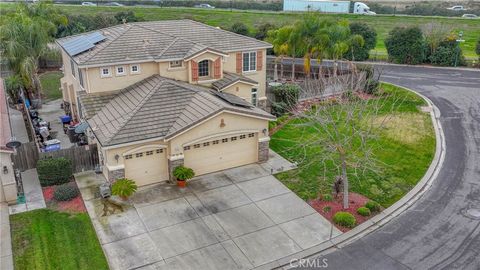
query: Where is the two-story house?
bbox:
[56,20,276,186]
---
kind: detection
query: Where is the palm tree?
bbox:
[268,26,294,80]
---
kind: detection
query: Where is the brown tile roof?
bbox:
[86,75,274,147]
[57,20,272,67]
[212,72,258,91]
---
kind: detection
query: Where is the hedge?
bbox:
[37,157,73,187]
[53,183,79,201]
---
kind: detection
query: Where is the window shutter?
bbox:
[214,58,221,79]
[236,52,242,73]
[191,60,199,81]
[256,50,263,71]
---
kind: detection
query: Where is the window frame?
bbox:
[251,88,258,106]
[169,60,183,69]
[100,67,111,78]
[198,60,210,77]
[242,51,256,72]
[130,64,140,74]
[116,66,126,76]
[78,67,84,88]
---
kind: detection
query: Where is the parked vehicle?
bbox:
[194,3,215,9]
[462,14,478,18]
[105,2,124,6]
[81,2,97,6]
[283,1,375,15]
[447,5,466,11]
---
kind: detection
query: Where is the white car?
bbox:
[194,3,215,9]
[81,2,97,6]
[462,14,478,18]
[447,6,466,11]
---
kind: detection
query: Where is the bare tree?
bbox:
[276,64,404,209]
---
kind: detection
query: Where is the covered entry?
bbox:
[183,132,258,176]
[124,146,169,186]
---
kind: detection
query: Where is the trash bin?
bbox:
[67,126,78,143]
[44,139,61,152]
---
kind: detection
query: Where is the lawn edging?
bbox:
[256,83,446,270]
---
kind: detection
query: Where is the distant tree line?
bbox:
[367,2,480,17]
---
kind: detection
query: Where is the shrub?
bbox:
[37,157,73,187]
[428,36,465,66]
[53,183,79,201]
[230,22,249,36]
[111,178,138,199]
[323,206,331,213]
[357,207,371,217]
[255,22,276,41]
[476,37,480,59]
[385,26,426,65]
[272,84,300,111]
[173,166,195,181]
[346,22,377,61]
[333,212,356,228]
[365,200,381,212]
[322,194,333,202]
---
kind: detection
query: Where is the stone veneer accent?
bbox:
[107,168,125,183]
[258,140,269,163]
[168,157,184,182]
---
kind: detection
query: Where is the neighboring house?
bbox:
[0,79,18,204]
[56,20,276,186]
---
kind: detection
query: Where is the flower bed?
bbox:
[42,181,86,213]
[309,192,377,232]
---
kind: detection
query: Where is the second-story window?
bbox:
[251,88,258,106]
[198,60,209,77]
[100,67,111,78]
[242,52,256,72]
[70,59,76,78]
[130,64,140,74]
[170,60,182,68]
[78,68,84,88]
[116,66,126,76]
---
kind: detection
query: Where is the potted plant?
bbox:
[111,178,138,200]
[173,166,195,188]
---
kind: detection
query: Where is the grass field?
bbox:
[39,71,63,101]
[270,83,436,207]
[49,6,480,59]
[10,209,108,270]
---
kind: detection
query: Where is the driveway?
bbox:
[76,151,339,270]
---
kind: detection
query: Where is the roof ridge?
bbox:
[104,76,164,144]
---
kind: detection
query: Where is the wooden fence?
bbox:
[11,142,99,173]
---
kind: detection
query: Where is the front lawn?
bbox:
[39,71,63,101]
[270,83,436,207]
[10,209,108,270]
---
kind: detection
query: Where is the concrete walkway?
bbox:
[36,99,74,149]
[8,107,29,144]
[9,169,46,214]
[0,203,13,270]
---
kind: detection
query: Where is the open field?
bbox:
[10,209,108,270]
[270,83,436,207]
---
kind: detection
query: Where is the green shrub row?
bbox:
[37,157,73,187]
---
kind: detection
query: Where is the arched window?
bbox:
[198,60,209,77]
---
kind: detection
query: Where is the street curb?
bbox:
[255,83,446,270]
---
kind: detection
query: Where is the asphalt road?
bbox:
[298,65,480,270]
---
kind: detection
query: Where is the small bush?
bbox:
[111,178,138,199]
[385,26,426,65]
[230,22,249,36]
[37,157,73,187]
[357,207,371,217]
[364,79,380,95]
[365,200,381,212]
[322,194,333,202]
[333,212,356,228]
[323,206,331,213]
[173,166,195,181]
[53,183,79,201]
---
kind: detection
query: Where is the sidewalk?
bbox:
[9,169,46,214]
[0,203,13,270]
[8,107,29,144]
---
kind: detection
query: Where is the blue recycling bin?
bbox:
[60,115,72,124]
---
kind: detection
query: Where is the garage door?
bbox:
[184,132,258,176]
[124,148,168,186]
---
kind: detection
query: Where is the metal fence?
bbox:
[11,143,99,173]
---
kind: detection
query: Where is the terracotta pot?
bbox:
[177,180,186,188]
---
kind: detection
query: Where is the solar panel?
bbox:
[213,91,253,108]
[62,31,106,56]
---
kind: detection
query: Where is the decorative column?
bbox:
[258,137,270,163]
[168,154,184,182]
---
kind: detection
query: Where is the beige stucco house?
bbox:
[1,80,18,204]
[56,20,275,186]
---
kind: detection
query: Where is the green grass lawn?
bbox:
[270,83,436,207]
[52,6,480,59]
[39,71,63,101]
[10,209,108,270]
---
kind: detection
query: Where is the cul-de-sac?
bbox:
[0,1,479,269]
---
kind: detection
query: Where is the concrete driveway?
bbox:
[76,152,339,270]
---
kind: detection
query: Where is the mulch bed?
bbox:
[42,181,87,213]
[309,192,377,232]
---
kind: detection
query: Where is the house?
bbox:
[56,20,276,186]
[0,79,18,204]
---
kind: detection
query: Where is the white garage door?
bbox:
[124,148,168,186]
[184,132,258,176]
